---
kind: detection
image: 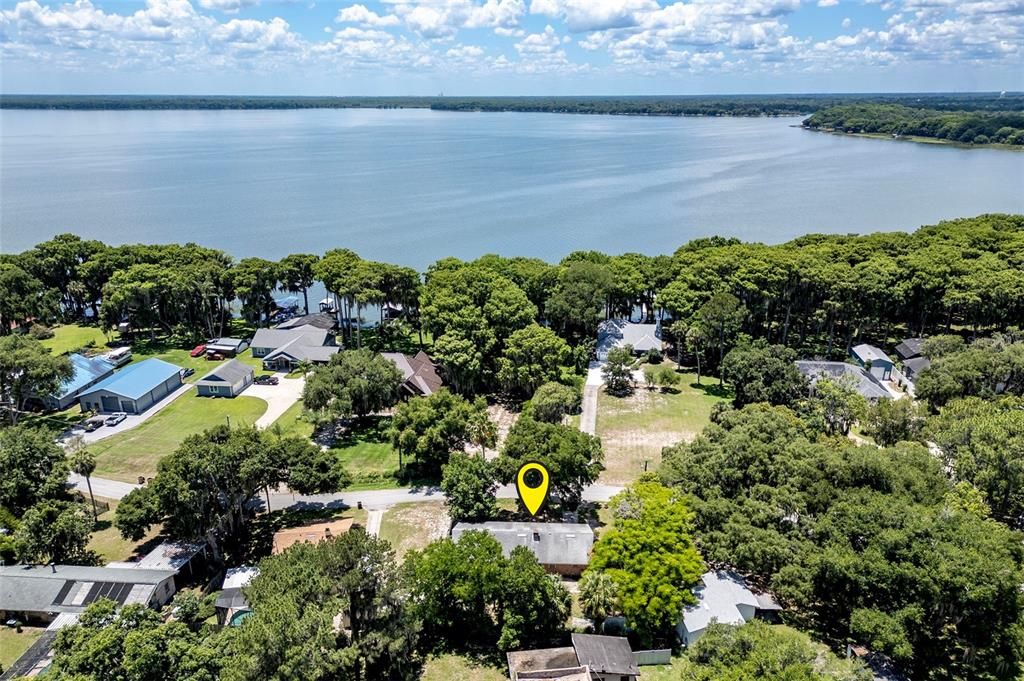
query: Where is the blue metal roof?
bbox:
[56,354,115,399]
[81,358,182,400]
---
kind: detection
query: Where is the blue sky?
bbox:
[1,0,1021,95]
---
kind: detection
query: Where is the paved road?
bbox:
[580,362,604,435]
[68,472,140,499]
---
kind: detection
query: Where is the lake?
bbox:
[1,108,1022,266]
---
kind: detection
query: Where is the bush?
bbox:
[973,134,990,145]
[529,382,581,423]
[29,323,54,340]
[646,348,663,364]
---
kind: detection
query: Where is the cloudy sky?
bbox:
[1,0,1021,95]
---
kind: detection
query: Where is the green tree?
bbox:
[302,349,403,423]
[441,452,498,523]
[546,261,613,339]
[588,479,704,647]
[229,257,280,327]
[388,389,485,474]
[0,424,71,514]
[69,440,98,520]
[578,570,618,633]
[0,261,56,337]
[722,340,804,407]
[496,323,572,396]
[863,397,927,446]
[805,375,868,436]
[15,499,94,564]
[0,334,73,423]
[528,382,580,424]
[498,417,603,509]
[466,397,498,456]
[602,345,635,396]
[278,253,319,314]
[696,291,745,386]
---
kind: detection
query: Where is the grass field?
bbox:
[379,502,450,560]
[40,324,111,355]
[128,343,274,384]
[419,654,506,681]
[87,497,164,563]
[330,416,402,489]
[0,627,45,670]
[596,369,729,484]
[89,389,268,481]
[269,400,315,439]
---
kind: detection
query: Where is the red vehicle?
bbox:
[190,344,206,357]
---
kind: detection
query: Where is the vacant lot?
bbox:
[420,654,506,681]
[87,497,164,563]
[89,390,267,481]
[596,370,729,484]
[379,502,450,560]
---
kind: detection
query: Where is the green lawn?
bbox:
[419,654,506,681]
[0,626,45,670]
[596,369,730,484]
[89,389,268,481]
[269,400,315,439]
[127,344,273,384]
[379,502,450,560]
[40,324,112,355]
[87,497,164,563]
[329,416,402,489]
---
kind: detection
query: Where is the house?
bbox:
[196,359,254,398]
[678,570,781,646]
[0,564,178,627]
[204,337,249,357]
[451,522,593,577]
[902,356,931,380]
[596,319,662,361]
[276,312,337,332]
[795,361,891,401]
[507,635,640,681]
[894,338,925,362]
[106,540,209,590]
[850,344,894,381]
[77,358,183,414]
[36,353,115,411]
[216,566,259,626]
[272,518,354,554]
[250,327,339,371]
[381,351,444,397]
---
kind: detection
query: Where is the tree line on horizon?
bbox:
[803,102,1024,145]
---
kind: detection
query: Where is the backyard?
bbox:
[596,368,730,483]
[419,654,505,681]
[88,389,268,481]
[87,497,164,563]
[0,627,45,671]
[40,323,111,356]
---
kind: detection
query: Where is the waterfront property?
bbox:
[451,522,593,576]
[196,358,255,398]
[250,327,339,371]
[276,312,337,332]
[849,343,894,381]
[596,320,662,361]
[33,353,114,411]
[795,361,891,401]
[204,337,250,357]
[77,358,183,414]
[381,351,444,397]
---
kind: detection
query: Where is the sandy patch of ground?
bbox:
[379,502,451,560]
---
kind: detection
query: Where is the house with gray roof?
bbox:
[196,358,254,398]
[894,338,925,362]
[507,635,640,681]
[250,327,339,371]
[678,570,780,647]
[0,564,177,626]
[35,353,115,411]
[452,522,593,576]
[276,312,337,331]
[795,361,891,401]
[77,358,183,414]
[850,343,894,380]
[204,337,249,357]
[596,319,662,361]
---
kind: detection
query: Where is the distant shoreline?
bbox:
[802,126,1024,151]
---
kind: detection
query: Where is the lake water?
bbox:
[1,108,1022,266]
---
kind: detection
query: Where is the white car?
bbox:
[104,412,128,426]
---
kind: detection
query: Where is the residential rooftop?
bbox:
[682,570,760,633]
[54,353,115,400]
[81,358,181,400]
[451,522,593,567]
[795,361,891,400]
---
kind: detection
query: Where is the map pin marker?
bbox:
[516,461,550,516]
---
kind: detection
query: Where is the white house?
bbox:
[596,319,662,361]
[678,570,781,646]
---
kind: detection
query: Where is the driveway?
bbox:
[580,361,604,435]
[246,374,304,429]
[61,383,193,446]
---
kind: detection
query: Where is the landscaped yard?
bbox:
[0,626,45,670]
[328,416,402,489]
[87,497,164,563]
[378,502,450,560]
[127,344,274,384]
[419,653,506,681]
[596,369,729,484]
[40,323,112,355]
[269,400,315,439]
[89,389,268,481]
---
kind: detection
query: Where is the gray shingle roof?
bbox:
[451,522,593,567]
[894,338,925,360]
[903,356,932,377]
[276,313,336,331]
[251,327,329,350]
[682,570,759,634]
[197,359,253,386]
[571,634,638,676]
[795,361,891,400]
[851,343,893,365]
[0,564,175,615]
[597,319,662,355]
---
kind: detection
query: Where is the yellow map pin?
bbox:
[516,461,550,516]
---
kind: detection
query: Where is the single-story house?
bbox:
[272,518,354,554]
[894,337,925,362]
[381,351,444,397]
[196,359,254,398]
[205,337,249,357]
[0,564,177,626]
[451,522,593,577]
[795,361,891,401]
[596,319,662,361]
[107,540,209,590]
[250,327,339,371]
[678,570,781,646]
[36,353,115,411]
[216,566,259,626]
[276,312,337,332]
[850,343,894,381]
[78,358,183,414]
[507,634,640,681]
[902,356,932,380]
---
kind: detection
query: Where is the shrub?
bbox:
[29,323,54,340]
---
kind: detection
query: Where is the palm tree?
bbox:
[70,444,98,520]
[578,570,618,634]
[466,399,497,457]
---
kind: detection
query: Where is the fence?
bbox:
[633,649,672,666]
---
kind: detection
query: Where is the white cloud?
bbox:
[198,0,259,13]
[530,0,658,32]
[842,17,852,28]
[210,16,302,51]
[335,4,400,27]
[817,0,838,7]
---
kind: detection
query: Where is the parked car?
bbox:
[83,416,106,432]
[104,412,128,427]
[190,344,206,357]
[180,367,195,379]
[255,375,279,386]
[207,352,225,361]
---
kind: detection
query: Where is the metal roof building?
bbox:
[40,353,115,410]
[196,358,254,398]
[77,358,183,414]
[596,319,662,361]
[452,522,593,576]
[679,570,763,647]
